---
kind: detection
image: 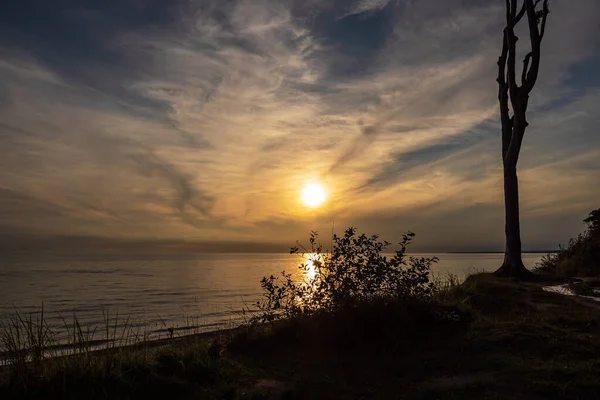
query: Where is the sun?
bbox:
[301,182,326,208]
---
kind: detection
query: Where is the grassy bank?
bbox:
[2,273,600,399]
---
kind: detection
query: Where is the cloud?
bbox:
[129,150,215,223]
[341,0,392,18]
[0,0,599,249]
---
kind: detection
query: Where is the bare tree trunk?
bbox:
[495,164,533,279]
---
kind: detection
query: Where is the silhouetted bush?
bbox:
[535,208,600,277]
[253,228,438,323]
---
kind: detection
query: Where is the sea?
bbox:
[0,252,544,345]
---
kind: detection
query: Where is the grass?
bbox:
[2,274,600,399]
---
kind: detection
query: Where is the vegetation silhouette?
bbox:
[253,228,437,323]
[495,0,551,279]
[536,208,600,277]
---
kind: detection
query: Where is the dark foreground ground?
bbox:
[2,274,600,399]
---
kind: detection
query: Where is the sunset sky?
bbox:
[1,0,599,251]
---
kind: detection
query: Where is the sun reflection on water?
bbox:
[303,253,319,281]
[305,258,316,280]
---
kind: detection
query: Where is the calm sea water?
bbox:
[0,252,543,342]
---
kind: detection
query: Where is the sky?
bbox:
[1,0,599,252]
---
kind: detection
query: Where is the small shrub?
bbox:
[253,227,438,323]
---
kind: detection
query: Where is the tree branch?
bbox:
[539,0,549,40]
[505,123,525,167]
[505,94,530,167]
[506,25,518,103]
[497,31,509,86]
[514,1,527,24]
[516,0,542,25]
[498,30,512,162]
[510,0,517,20]
[522,52,532,86]
[523,0,542,92]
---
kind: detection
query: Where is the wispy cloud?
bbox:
[0,0,599,249]
[340,0,392,18]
